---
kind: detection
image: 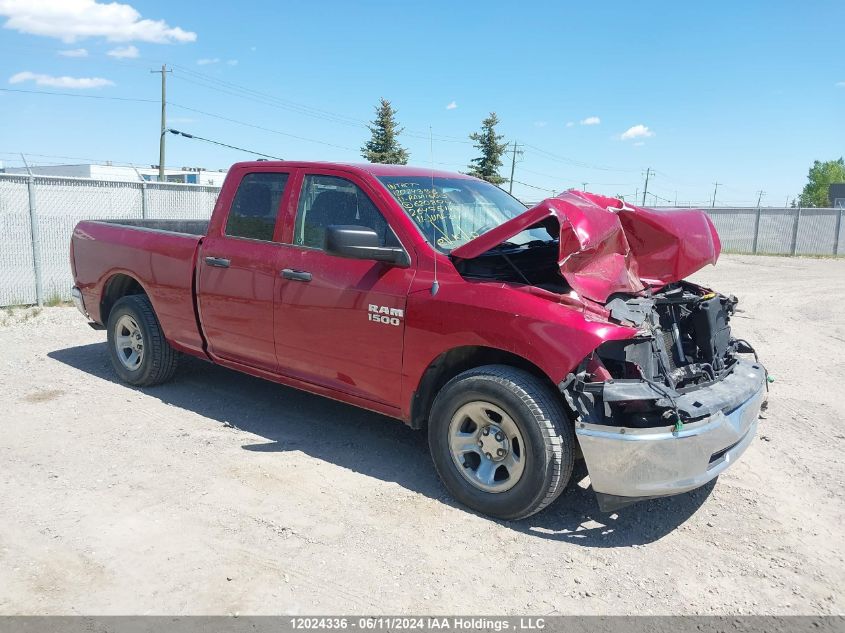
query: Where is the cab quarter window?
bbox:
[293,175,398,249]
[226,172,289,241]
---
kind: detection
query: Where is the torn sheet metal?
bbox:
[451,190,721,303]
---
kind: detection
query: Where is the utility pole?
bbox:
[711,181,721,208]
[581,182,588,191]
[151,64,172,182]
[507,141,523,195]
[641,167,652,206]
[19,152,32,176]
[756,190,766,208]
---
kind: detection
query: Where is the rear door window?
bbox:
[226,172,289,241]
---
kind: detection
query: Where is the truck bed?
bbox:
[71,218,206,356]
[89,219,210,236]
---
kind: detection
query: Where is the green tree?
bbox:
[798,158,845,207]
[361,98,409,165]
[467,112,508,185]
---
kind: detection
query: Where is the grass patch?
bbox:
[43,293,72,307]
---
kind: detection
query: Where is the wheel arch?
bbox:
[99,272,148,325]
[409,345,564,430]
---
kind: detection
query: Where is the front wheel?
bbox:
[106,294,178,387]
[428,365,574,520]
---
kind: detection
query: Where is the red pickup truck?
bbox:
[70,161,767,519]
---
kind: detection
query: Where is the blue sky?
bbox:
[0,0,843,205]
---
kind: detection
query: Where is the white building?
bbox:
[3,163,227,186]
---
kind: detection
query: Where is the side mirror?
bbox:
[324,225,409,267]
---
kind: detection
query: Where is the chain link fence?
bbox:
[0,174,220,307]
[704,207,844,256]
[1,175,843,307]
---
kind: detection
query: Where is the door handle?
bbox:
[204,256,231,268]
[281,268,312,282]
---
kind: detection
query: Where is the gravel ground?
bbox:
[0,254,843,615]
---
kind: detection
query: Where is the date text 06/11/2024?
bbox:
[289,617,547,630]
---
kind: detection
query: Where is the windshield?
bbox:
[378,176,547,252]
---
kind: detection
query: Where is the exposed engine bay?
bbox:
[601,282,740,390]
[568,281,764,428]
[452,241,762,430]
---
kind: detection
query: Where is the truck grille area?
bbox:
[599,282,740,392]
[561,281,763,431]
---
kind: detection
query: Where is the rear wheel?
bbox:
[107,295,178,387]
[428,365,574,520]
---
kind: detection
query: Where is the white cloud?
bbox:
[565,121,575,127]
[620,124,654,140]
[633,141,645,147]
[196,57,219,65]
[0,0,196,43]
[534,121,547,128]
[9,70,114,88]
[580,116,601,125]
[226,59,238,66]
[837,81,845,88]
[58,47,87,57]
[445,100,457,110]
[107,44,138,58]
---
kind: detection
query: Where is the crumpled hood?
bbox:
[450,190,721,303]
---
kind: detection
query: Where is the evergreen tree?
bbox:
[361,98,409,165]
[467,112,507,185]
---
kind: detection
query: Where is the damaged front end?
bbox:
[449,190,767,512]
[561,282,767,512]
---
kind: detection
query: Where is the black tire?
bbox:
[428,365,574,520]
[106,294,178,387]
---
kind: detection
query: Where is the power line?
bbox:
[169,103,358,151]
[170,66,473,145]
[522,143,640,173]
[0,87,359,154]
[0,87,157,103]
[165,129,283,160]
[0,150,147,166]
[510,179,557,194]
[170,65,368,127]
[170,73,368,130]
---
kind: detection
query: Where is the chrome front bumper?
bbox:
[574,360,766,510]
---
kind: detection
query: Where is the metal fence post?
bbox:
[790,207,802,256]
[26,176,44,306]
[752,207,762,254]
[141,181,147,219]
[834,209,843,256]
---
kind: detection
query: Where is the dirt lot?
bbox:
[0,255,843,615]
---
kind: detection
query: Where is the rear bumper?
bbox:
[71,286,87,317]
[574,360,766,510]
